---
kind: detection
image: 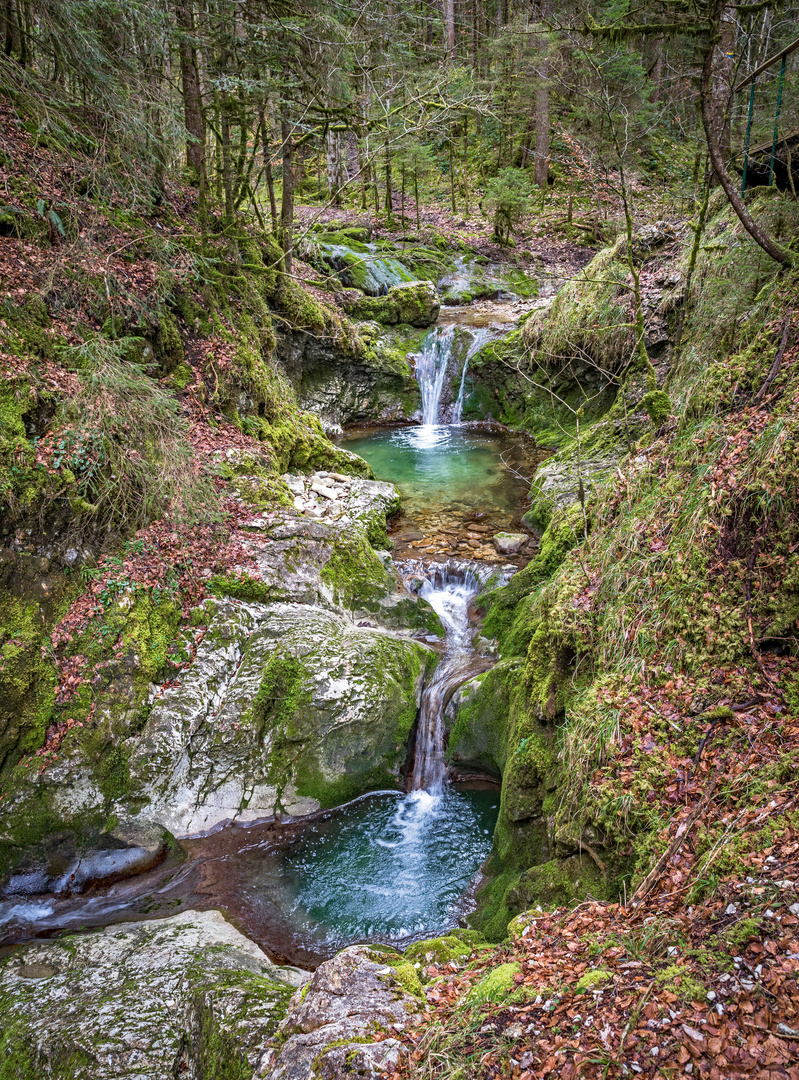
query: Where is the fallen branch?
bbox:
[753,316,791,404]
[629,772,717,906]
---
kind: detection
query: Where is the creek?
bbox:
[0,259,539,968]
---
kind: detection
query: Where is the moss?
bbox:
[170,361,193,390]
[344,280,439,329]
[479,504,584,656]
[403,935,473,978]
[654,964,707,1004]
[208,572,273,604]
[719,917,759,950]
[320,532,395,611]
[574,968,613,993]
[465,961,521,1004]
[446,660,518,776]
[641,389,671,426]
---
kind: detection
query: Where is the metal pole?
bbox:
[769,54,787,186]
[741,78,756,195]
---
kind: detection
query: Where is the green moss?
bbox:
[574,968,613,993]
[320,532,394,610]
[170,361,193,390]
[479,504,583,655]
[403,935,473,977]
[654,964,706,1004]
[208,572,273,604]
[465,961,521,1004]
[641,389,672,426]
[719,917,759,950]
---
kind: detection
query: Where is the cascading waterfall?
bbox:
[452,327,495,423]
[415,326,456,424]
[409,562,484,794]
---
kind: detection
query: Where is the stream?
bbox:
[0,257,541,968]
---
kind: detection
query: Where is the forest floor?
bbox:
[388,657,799,1080]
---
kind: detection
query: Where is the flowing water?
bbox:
[416,326,456,425]
[0,261,550,968]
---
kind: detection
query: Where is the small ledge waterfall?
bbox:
[415,326,456,424]
[416,325,496,425]
[409,562,485,793]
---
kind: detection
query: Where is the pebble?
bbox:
[725,903,737,915]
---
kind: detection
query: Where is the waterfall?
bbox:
[415,326,455,425]
[408,562,483,794]
[452,328,497,424]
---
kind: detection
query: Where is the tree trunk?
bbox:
[711,4,734,165]
[174,1,205,182]
[534,0,551,190]
[280,112,294,275]
[444,0,456,60]
[699,0,793,267]
[261,108,279,231]
[325,128,344,205]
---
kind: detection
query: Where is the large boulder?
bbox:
[0,909,307,1080]
[0,473,442,868]
[262,944,422,1080]
[343,280,440,328]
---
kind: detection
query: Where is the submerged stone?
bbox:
[492,531,528,555]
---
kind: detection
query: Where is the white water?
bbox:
[415,326,456,425]
[452,327,495,423]
[409,563,484,794]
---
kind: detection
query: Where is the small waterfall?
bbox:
[451,328,495,424]
[415,326,456,425]
[409,562,484,794]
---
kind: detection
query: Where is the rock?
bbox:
[126,601,435,835]
[492,532,527,555]
[343,280,440,328]
[0,909,307,1079]
[0,472,443,856]
[263,945,421,1080]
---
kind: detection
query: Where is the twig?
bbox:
[629,772,717,906]
[753,316,791,404]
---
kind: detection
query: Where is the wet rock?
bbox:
[492,532,527,555]
[128,601,435,835]
[343,280,440,328]
[0,909,307,1080]
[262,945,421,1080]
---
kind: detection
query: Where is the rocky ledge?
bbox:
[0,909,308,1079]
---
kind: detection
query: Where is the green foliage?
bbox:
[482,168,532,246]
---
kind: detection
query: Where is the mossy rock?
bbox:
[344,280,440,328]
[403,935,474,979]
[465,961,521,1004]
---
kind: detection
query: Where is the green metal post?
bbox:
[741,78,756,195]
[769,54,787,186]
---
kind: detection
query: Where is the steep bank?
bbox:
[442,190,799,940]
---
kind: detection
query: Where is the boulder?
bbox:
[262,945,422,1079]
[492,531,528,555]
[0,909,307,1080]
[343,280,440,328]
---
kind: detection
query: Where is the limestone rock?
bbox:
[492,532,528,555]
[262,945,421,1080]
[0,909,307,1080]
[128,600,434,835]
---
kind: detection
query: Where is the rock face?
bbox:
[261,945,422,1080]
[277,327,420,431]
[125,599,433,835]
[0,472,442,865]
[0,909,308,1079]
